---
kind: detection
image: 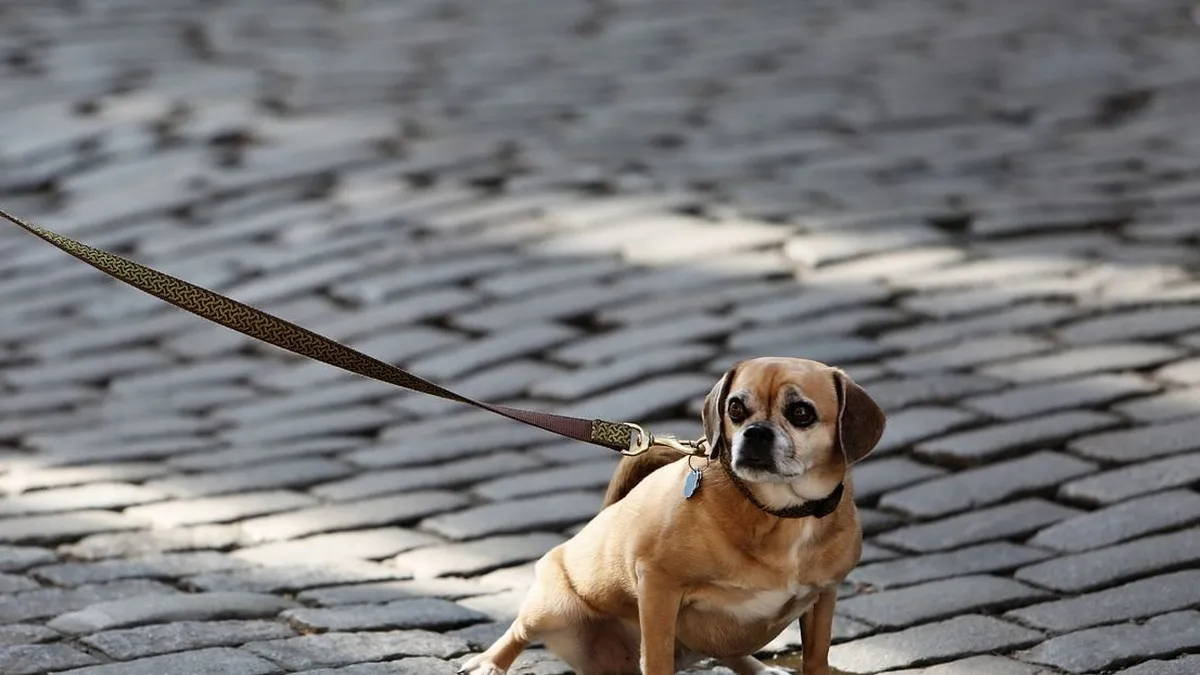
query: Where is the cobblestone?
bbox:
[878,499,1083,553]
[239,491,469,543]
[243,630,469,670]
[234,528,441,566]
[30,551,248,586]
[81,619,296,660]
[828,615,1043,673]
[56,646,281,675]
[1,2,1199,672]
[124,490,317,528]
[1067,416,1200,463]
[837,575,1048,629]
[283,598,488,632]
[390,534,566,579]
[1016,611,1200,674]
[0,510,147,545]
[1005,569,1200,633]
[1028,489,1200,552]
[850,543,1055,590]
[962,373,1157,420]
[1059,452,1200,505]
[0,643,99,675]
[879,452,1097,518]
[422,491,604,541]
[914,411,1118,464]
[47,591,297,634]
[185,561,411,594]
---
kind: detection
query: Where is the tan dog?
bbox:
[460,357,886,675]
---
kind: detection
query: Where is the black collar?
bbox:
[717,443,844,519]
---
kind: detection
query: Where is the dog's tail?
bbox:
[602,446,682,507]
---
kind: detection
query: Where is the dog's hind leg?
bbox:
[459,550,594,675]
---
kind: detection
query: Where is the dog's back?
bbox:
[602,446,684,507]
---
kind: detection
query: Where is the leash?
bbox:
[0,207,706,459]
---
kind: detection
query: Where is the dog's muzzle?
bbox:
[733,423,778,471]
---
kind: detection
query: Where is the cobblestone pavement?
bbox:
[0,0,1198,673]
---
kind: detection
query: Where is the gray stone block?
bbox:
[1016,527,1200,593]
[0,623,58,646]
[146,458,356,497]
[863,374,1007,412]
[0,579,180,624]
[81,619,296,660]
[879,451,1097,517]
[186,560,410,594]
[1056,305,1200,344]
[884,334,1054,374]
[47,591,298,634]
[1005,570,1200,632]
[838,575,1048,629]
[0,572,37,593]
[872,406,982,455]
[1115,385,1200,422]
[552,315,737,366]
[1060,452,1200,505]
[979,343,1184,382]
[60,525,243,560]
[0,545,56,572]
[530,345,716,402]
[53,646,281,675]
[422,491,604,540]
[283,598,489,632]
[0,643,99,675]
[849,542,1054,590]
[298,578,498,607]
[31,552,249,586]
[0,510,146,545]
[1068,416,1200,463]
[298,658,460,675]
[243,630,470,670]
[235,528,442,566]
[391,533,565,578]
[851,457,946,502]
[1113,655,1200,675]
[878,499,1083,553]
[239,491,469,543]
[1029,489,1200,552]
[312,452,542,502]
[914,411,1118,464]
[472,460,618,501]
[125,490,317,528]
[884,655,1056,675]
[1017,610,1200,674]
[963,373,1156,420]
[828,615,1042,673]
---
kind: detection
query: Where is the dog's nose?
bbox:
[743,424,774,445]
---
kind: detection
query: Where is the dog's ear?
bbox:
[702,364,739,459]
[832,369,886,465]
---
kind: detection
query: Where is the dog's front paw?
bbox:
[457,654,507,675]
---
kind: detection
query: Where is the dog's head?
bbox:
[702,357,885,487]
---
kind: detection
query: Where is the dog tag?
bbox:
[683,468,702,499]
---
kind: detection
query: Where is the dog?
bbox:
[459,357,886,675]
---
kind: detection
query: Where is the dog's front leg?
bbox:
[799,589,836,675]
[636,567,684,675]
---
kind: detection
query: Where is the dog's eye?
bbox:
[786,402,817,428]
[727,398,747,423]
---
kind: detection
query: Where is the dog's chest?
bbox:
[691,581,817,625]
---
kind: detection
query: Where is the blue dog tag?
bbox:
[683,469,702,499]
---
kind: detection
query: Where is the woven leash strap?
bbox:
[0,207,636,453]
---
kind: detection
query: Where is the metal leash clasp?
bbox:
[621,423,708,457]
